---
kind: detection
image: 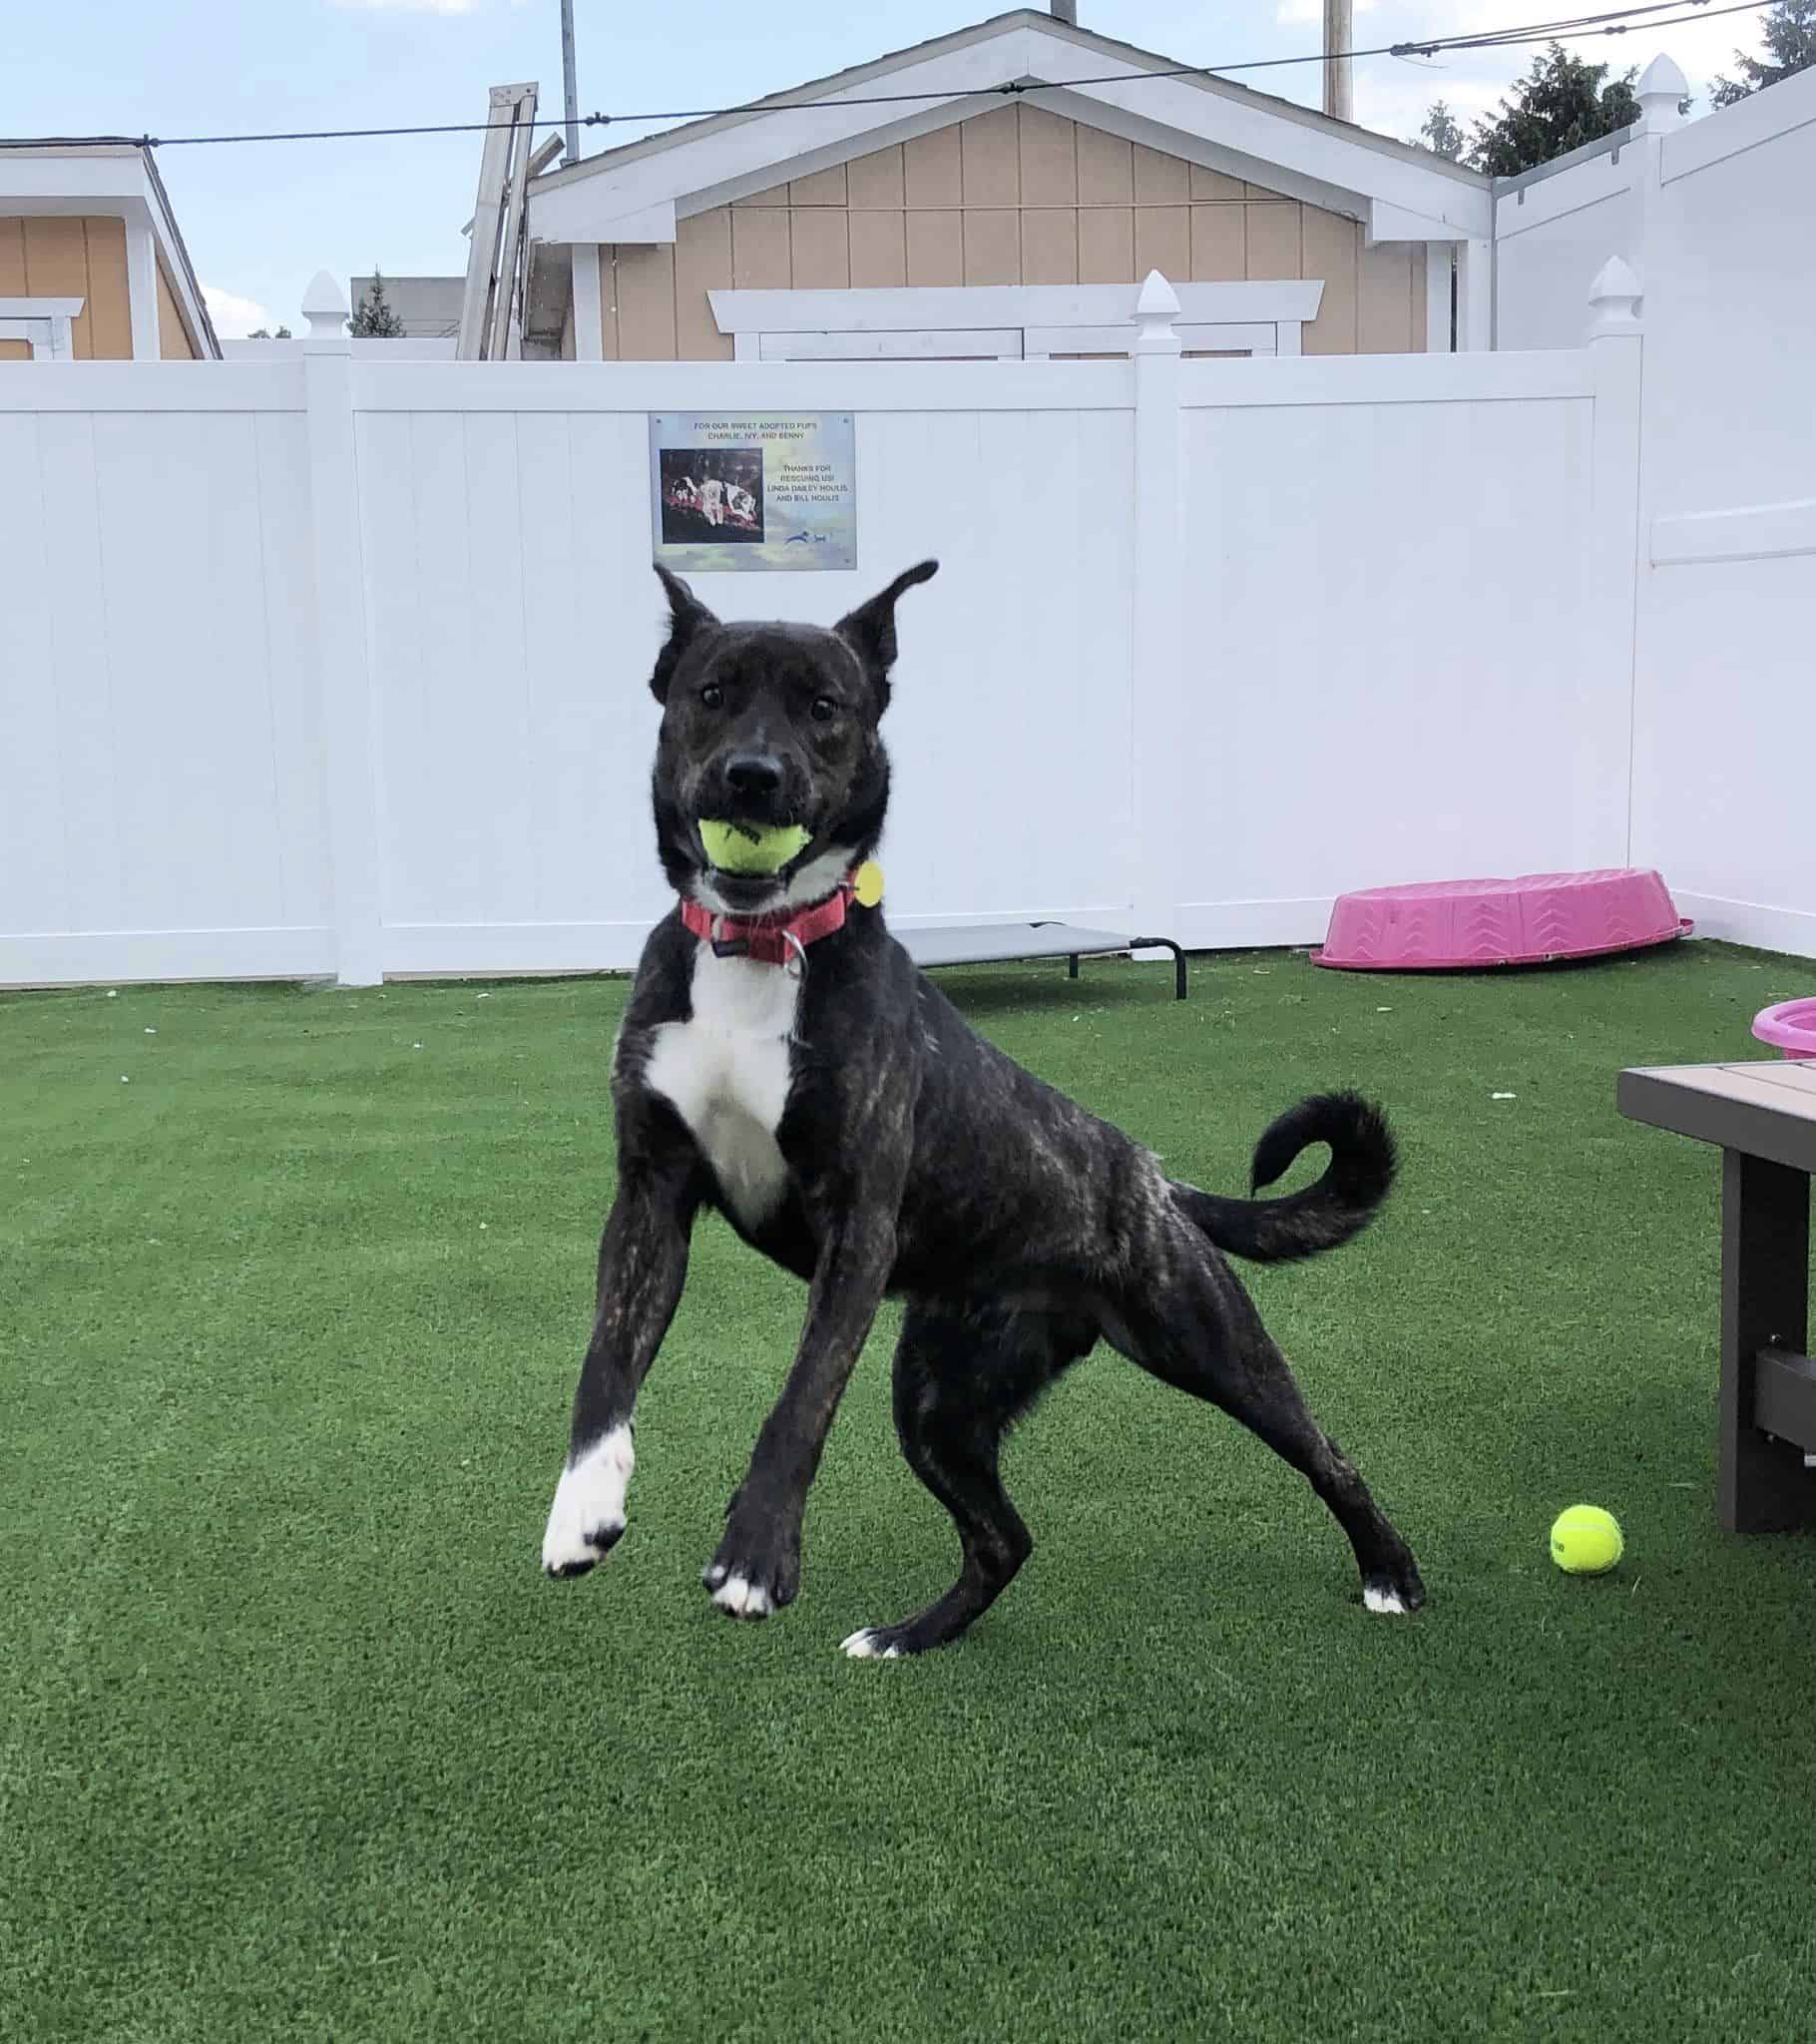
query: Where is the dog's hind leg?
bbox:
[841,1304,1090,1660]
[1114,1234,1425,1615]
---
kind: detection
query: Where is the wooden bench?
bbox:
[1617,1060,1815,1532]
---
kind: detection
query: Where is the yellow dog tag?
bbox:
[852,860,885,908]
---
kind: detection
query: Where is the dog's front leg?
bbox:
[704,1200,899,1620]
[541,1152,697,1578]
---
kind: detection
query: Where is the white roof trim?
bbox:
[1369,199,1471,246]
[528,11,1490,248]
[0,149,156,203]
[533,30,1029,244]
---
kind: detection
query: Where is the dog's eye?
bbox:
[699,684,724,710]
[810,696,837,724]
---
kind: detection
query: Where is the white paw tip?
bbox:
[541,1427,634,1573]
[541,1517,623,1573]
[1363,1585,1410,1615]
[712,1574,772,1619]
[840,1628,901,1660]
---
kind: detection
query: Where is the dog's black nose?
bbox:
[724,753,784,799]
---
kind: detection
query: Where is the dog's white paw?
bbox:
[541,1426,634,1577]
[1363,1584,1411,1615]
[840,1628,901,1660]
[711,1573,773,1620]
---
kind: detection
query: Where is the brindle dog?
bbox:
[540,561,1425,1656]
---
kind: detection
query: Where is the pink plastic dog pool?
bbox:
[1752,998,1816,1061]
[1314,868,1690,971]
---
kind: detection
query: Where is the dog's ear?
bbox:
[834,559,938,712]
[651,564,718,704]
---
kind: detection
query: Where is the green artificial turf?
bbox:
[4,939,1815,2042]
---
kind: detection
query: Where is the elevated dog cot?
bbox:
[900,922,1188,1000]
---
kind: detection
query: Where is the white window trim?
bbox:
[714,280,1322,363]
[756,328,1027,361]
[0,297,85,360]
[748,319,1289,363]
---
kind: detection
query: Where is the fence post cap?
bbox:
[1635,54,1689,133]
[302,271,349,338]
[1134,269,1182,355]
[1588,256,1643,335]
[1135,269,1181,322]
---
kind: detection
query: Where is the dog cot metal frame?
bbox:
[899,922,1187,1000]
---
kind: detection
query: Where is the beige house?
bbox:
[509,10,1493,362]
[0,144,218,361]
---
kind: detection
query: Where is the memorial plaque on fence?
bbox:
[649,412,855,573]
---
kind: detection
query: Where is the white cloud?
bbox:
[204,285,275,338]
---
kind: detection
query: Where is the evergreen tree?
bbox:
[1712,0,1816,106]
[1467,44,1640,176]
[1418,101,1466,162]
[350,271,405,339]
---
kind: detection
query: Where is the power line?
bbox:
[1389,0,1710,46]
[0,0,1759,154]
[1396,0,1756,53]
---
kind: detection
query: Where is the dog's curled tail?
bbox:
[1170,1091,1397,1264]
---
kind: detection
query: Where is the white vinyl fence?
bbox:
[1628,71,1816,959]
[1494,66,1816,958]
[0,257,1796,988]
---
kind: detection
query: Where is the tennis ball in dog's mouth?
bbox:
[1549,1504,1623,1575]
[697,819,812,875]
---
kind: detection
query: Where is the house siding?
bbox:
[0,215,135,358]
[594,107,1428,359]
[157,262,200,359]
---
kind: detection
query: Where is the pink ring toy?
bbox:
[1752,998,1816,1061]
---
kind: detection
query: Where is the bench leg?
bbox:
[1068,954,1079,981]
[1720,1148,1814,1534]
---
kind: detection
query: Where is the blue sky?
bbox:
[4,0,1764,334]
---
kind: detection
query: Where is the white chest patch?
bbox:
[643,943,798,1231]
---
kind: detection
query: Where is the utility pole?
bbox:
[560,0,580,163]
[1322,0,1353,123]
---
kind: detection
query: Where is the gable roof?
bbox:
[528,10,1490,250]
[0,142,220,356]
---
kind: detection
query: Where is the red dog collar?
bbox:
[681,880,852,968]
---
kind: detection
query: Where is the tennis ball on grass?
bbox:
[1549,1504,1623,1575]
[698,820,812,874]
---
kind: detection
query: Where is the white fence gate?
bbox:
[0,261,1765,988]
